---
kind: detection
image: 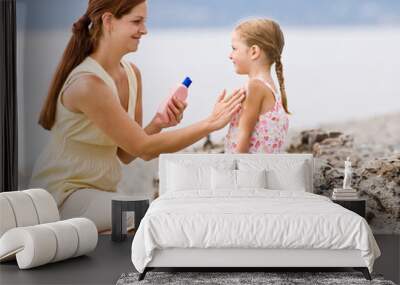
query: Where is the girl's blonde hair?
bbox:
[235,18,290,114]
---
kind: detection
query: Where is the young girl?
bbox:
[225,18,290,154]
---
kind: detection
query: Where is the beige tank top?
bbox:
[29,56,138,207]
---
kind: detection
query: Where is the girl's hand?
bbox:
[206,88,245,131]
[153,96,188,129]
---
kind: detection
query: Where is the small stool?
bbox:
[111,196,149,242]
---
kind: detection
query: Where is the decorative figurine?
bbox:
[343,157,353,190]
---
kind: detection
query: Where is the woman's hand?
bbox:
[152,96,188,129]
[206,88,246,131]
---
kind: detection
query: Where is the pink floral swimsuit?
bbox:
[224,79,289,154]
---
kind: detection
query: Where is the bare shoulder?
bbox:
[247,78,275,103]
[248,78,266,91]
[63,74,116,113]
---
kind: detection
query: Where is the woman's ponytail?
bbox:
[38,14,93,130]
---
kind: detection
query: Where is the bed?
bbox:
[131,154,381,281]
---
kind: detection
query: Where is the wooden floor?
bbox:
[0,234,398,285]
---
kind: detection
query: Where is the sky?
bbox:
[17,0,400,31]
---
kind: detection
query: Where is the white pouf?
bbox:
[0,189,98,269]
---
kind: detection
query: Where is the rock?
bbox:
[320,112,400,148]
[288,128,400,234]
[358,155,400,233]
[287,129,344,153]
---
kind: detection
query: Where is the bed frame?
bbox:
[140,248,371,280]
[138,154,372,281]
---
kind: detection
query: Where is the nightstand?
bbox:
[331,198,366,218]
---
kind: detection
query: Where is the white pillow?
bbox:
[236,169,267,189]
[238,159,309,191]
[266,167,307,191]
[211,168,236,190]
[166,160,235,192]
[211,168,267,190]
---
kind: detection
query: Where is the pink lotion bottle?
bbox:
[157,77,192,123]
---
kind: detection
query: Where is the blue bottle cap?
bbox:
[182,77,192,88]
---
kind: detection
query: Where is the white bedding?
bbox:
[131,190,380,273]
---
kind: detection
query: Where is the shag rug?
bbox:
[116,271,396,285]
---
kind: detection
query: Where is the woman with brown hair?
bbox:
[29,0,245,232]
